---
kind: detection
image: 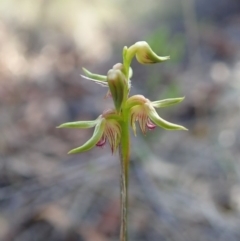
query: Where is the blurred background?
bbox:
[1,0,240,240]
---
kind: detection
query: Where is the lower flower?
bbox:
[57,110,121,154]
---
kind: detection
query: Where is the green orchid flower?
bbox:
[126,95,187,135]
[57,110,122,154]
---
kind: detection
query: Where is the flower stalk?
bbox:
[119,115,130,241]
[58,41,187,241]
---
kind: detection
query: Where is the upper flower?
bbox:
[125,41,170,65]
[57,110,121,154]
[126,95,187,135]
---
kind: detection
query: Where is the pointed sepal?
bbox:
[68,120,105,154]
[147,103,187,131]
[82,68,107,81]
[57,119,100,129]
[152,97,185,108]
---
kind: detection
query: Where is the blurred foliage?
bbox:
[142,28,185,99]
[147,27,186,64]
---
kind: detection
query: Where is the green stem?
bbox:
[119,112,130,241]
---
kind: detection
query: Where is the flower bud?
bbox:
[127,41,170,65]
[107,69,126,112]
[113,63,124,71]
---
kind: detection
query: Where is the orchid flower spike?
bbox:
[126,95,187,136]
[58,40,187,155]
[58,40,189,241]
[57,110,122,154]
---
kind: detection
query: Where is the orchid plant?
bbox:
[58,41,187,241]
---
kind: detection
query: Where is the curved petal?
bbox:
[68,120,105,154]
[147,104,187,131]
[57,118,100,129]
[81,75,108,87]
[152,97,185,108]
